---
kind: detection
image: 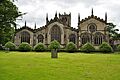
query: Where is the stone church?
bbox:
[14,9,109,48]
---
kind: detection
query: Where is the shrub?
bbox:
[111,45,118,51]
[0,44,3,50]
[18,42,32,52]
[34,43,46,52]
[4,42,16,51]
[48,40,60,50]
[80,42,95,53]
[99,42,113,53]
[66,42,77,52]
[117,44,120,51]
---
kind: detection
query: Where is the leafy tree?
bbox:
[0,0,22,45]
[107,23,119,39]
[48,40,60,50]
[117,44,120,52]
[48,40,60,58]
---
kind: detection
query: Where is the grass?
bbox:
[0,51,120,80]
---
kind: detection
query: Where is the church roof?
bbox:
[15,26,34,33]
[35,26,47,32]
[65,26,78,32]
[78,8,107,25]
[79,15,107,25]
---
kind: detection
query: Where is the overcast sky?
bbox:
[14,0,120,31]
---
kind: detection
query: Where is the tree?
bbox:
[0,0,17,3]
[48,40,60,50]
[107,23,119,39]
[48,40,60,58]
[0,0,22,45]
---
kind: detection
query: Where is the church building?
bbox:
[14,9,109,48]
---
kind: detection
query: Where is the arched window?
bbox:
[21,31,30,43]
[69,34,76,44]
[81,33,91,44]
[51,25,61,43]
[94,32,103,45]
[88,24,96,33]
[38,34,44,43]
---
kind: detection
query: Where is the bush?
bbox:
[111,45,118,51]
[34,43,46,52]
[99,42,113,53]
[0,44,3,50]
[18,42,32,52]
[48,40,60,50]
[4,42,16,51]
[117,44,120,52]
[80,43,95,53]
[66,42,77,52]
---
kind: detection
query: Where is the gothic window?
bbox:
[51,25,61,43]
[69,34,76,44]
[21,31,30,43]
[94,32,103,45]
[81,33,91,44]
[88,24,96,33]
[38,34,44,43]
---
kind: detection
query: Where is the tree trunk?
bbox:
[51,49,58,58]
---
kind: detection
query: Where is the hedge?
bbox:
[34,43,46,52]
[18,42,32,52]
[99,42,113,53]
[66,42,77,52]
[4,42,16,51]
[80,42,95,53]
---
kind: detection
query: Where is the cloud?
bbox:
[14,0,120,32]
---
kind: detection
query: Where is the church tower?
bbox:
[59,12,71,26]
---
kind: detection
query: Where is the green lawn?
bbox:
[0,51,120,80]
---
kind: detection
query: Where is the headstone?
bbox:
[51,49,58,58]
